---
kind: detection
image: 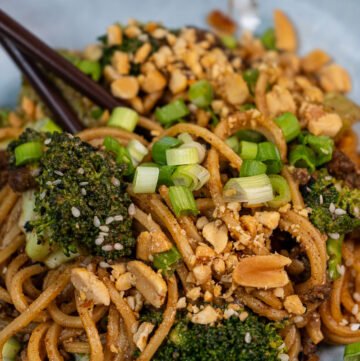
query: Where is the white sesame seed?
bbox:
[40,191,46,200]
[325,176,332,181]
[53,179,62,185]
[278,343,286,350]
[352,304,359,315]
[335,208,347,216]
[114,215,124,221]
[102,245,113,251]
[279,354,289,361]
[244,332,251,344]
[77,168,84,175]
[46,181,53,186]
[329,203,336,213]
[95,238,104,245]
[99,261,110,268]
[81,188,87,196]
[106,217,114,225]
[336,264,345,276]
[354,293,360,302]
[350,323,360,331]
[293,316,304,323]
[340,319,349,326]
[111,177,120,187]
[54,170,64,176]
[44,138,51,145]
[319,195,323,205]
[306,187,312,192]
[71,207,81,218]
[79,182,88,186]
[100,225,109,232]
[93,216,101,227]
[128,203,136,216]
[114,243,124,250]
[99,232,108,237]
[328,232,340,240]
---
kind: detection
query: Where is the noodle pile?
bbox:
[1,8,360,361]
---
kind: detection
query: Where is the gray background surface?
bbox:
[1,0,360,359]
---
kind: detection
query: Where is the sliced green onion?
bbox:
[274,112,301,142]
[256,141,281,162]
[158,165,177,187]
[2,337,21,360]
[179,142,206,163]
[177,133,193,144]
[225,136,239,153]
[172,164,210,191]
[77,59,102,81]
[44,249,79,269]
[240,160,267,177]
[132,166,159,194]
[166,147,199,166]
[236,129,264,143]
[223,174,274,204]
[289,145,317,172]
[243,69,259,94]
[168,186,199,216]
[261,28,276,50]
[107,107,139,132]
[103,136,122,154]
[127,139,148,165]
[327,236,344,280]
[15,142,43,166]
[265,160,283,174]
[91,107,104,120]
[152,136,182,165]
[103,137,134,175]
[221,35,237,49]
[155,99,189,125]
[34,118,62,133]
[25,231,51,262]
[153,247,182,273]
[239,141,258,160]
[188,80,213,108]
[300,133,334,166]
[267,175,291,208]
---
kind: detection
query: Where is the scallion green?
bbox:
[223,174,274,204]
[260,28,276,50]
[188,80,213,108]
[152,136,182,165]
[256,141,282,174]
[168,186,199,216]
[239,140,258,160]
[155,99,189,125]
[15,141,43,166]
[166,147,199,166]
[225,136,239,153]
[158,165,177,187]
[25,231,51,262]
[289,144,317,172]
[44,249,79,269]
[172,164,210,191]
[274,112,301,142]
[267,175,291,208]
[243,69,259,94]
[239,160,267,177]
[327,236,344,280]
[153,247,182,273]
[236,129,264,143]
[103,136,122,154]
[127,139,148,165]
[221,35,237,49]
[300,133,334,166]
[344,342,360,361]
[34,118,62,133]
[107,107,139,132]
[2,337,21,360]
[132,166,159,193]
[77,59,102,81]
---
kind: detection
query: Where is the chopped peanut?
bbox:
[112,51,130,75]
[308,112,342,138]
[186,287,201,301]
[83,44,103,61]
[202,221,228,253]
[254,211,280,230]
[134,43,152,64]
[191,305,219,325]
[212,258,226,275]
[136,231,172,261]
[233,254,291,288]
[266,85,296,117]
[133,322,155,352]
[111,77,139,99]
[284,295,306,315]
[103,65,121,82]
[274,10,297,52]
[71,268,110,306]
[301,49,331,73]
[319,64,351,93]
[195,245,216,260]
[223,74,249,105]
[169,69,188,94]
[115,272,136,291]
[192,264,212,285]
[140,70,167,93]
[107,24,122,46]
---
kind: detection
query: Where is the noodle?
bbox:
[45,323,64,361]
[27,322,51,361]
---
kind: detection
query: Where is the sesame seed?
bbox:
[79,182,88,186]
[340,319,349,326]
[106,217,114,225]
[71,207,81,218]
[95,238,104,245]
[328,232,340,240]
[350,323,360,331]
[54,170,64,176]
[325,176,332,181]
[93,216,101,227]
[114,215,124,221]
[336,264,345,276]
[354,293,360,302]
[114,243,124,250]
[306,187,312,192]
[279,355,289,361]
[100,225,109,232]
[319,195,323,205]
[128,203,136,216]
[44,138,51,145]
[81,188,87,196]
[40,191,47,200]
[102,245,113,251]
[329,203,336,213]
[46,181,53,186]
[99,261,110,268]
[99,232,108,237]
[77,168,84,175]
[335,208,347,216]
[352,304,359,315]
[111,177,120,187]
[53,179,62,185]
[294,316,304,323]
[244,332,251,344]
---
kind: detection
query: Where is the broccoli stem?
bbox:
[327,235,344,280]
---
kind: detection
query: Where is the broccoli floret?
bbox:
[17,130,135,259]
[151,310,285,361]
[302,169,360,235]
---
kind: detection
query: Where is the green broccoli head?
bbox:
[302,169,360,235]
[151,310,285,361]
[25,130,135,259]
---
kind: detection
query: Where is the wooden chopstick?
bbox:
[0,36,84,133]
[0,9,122,111]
